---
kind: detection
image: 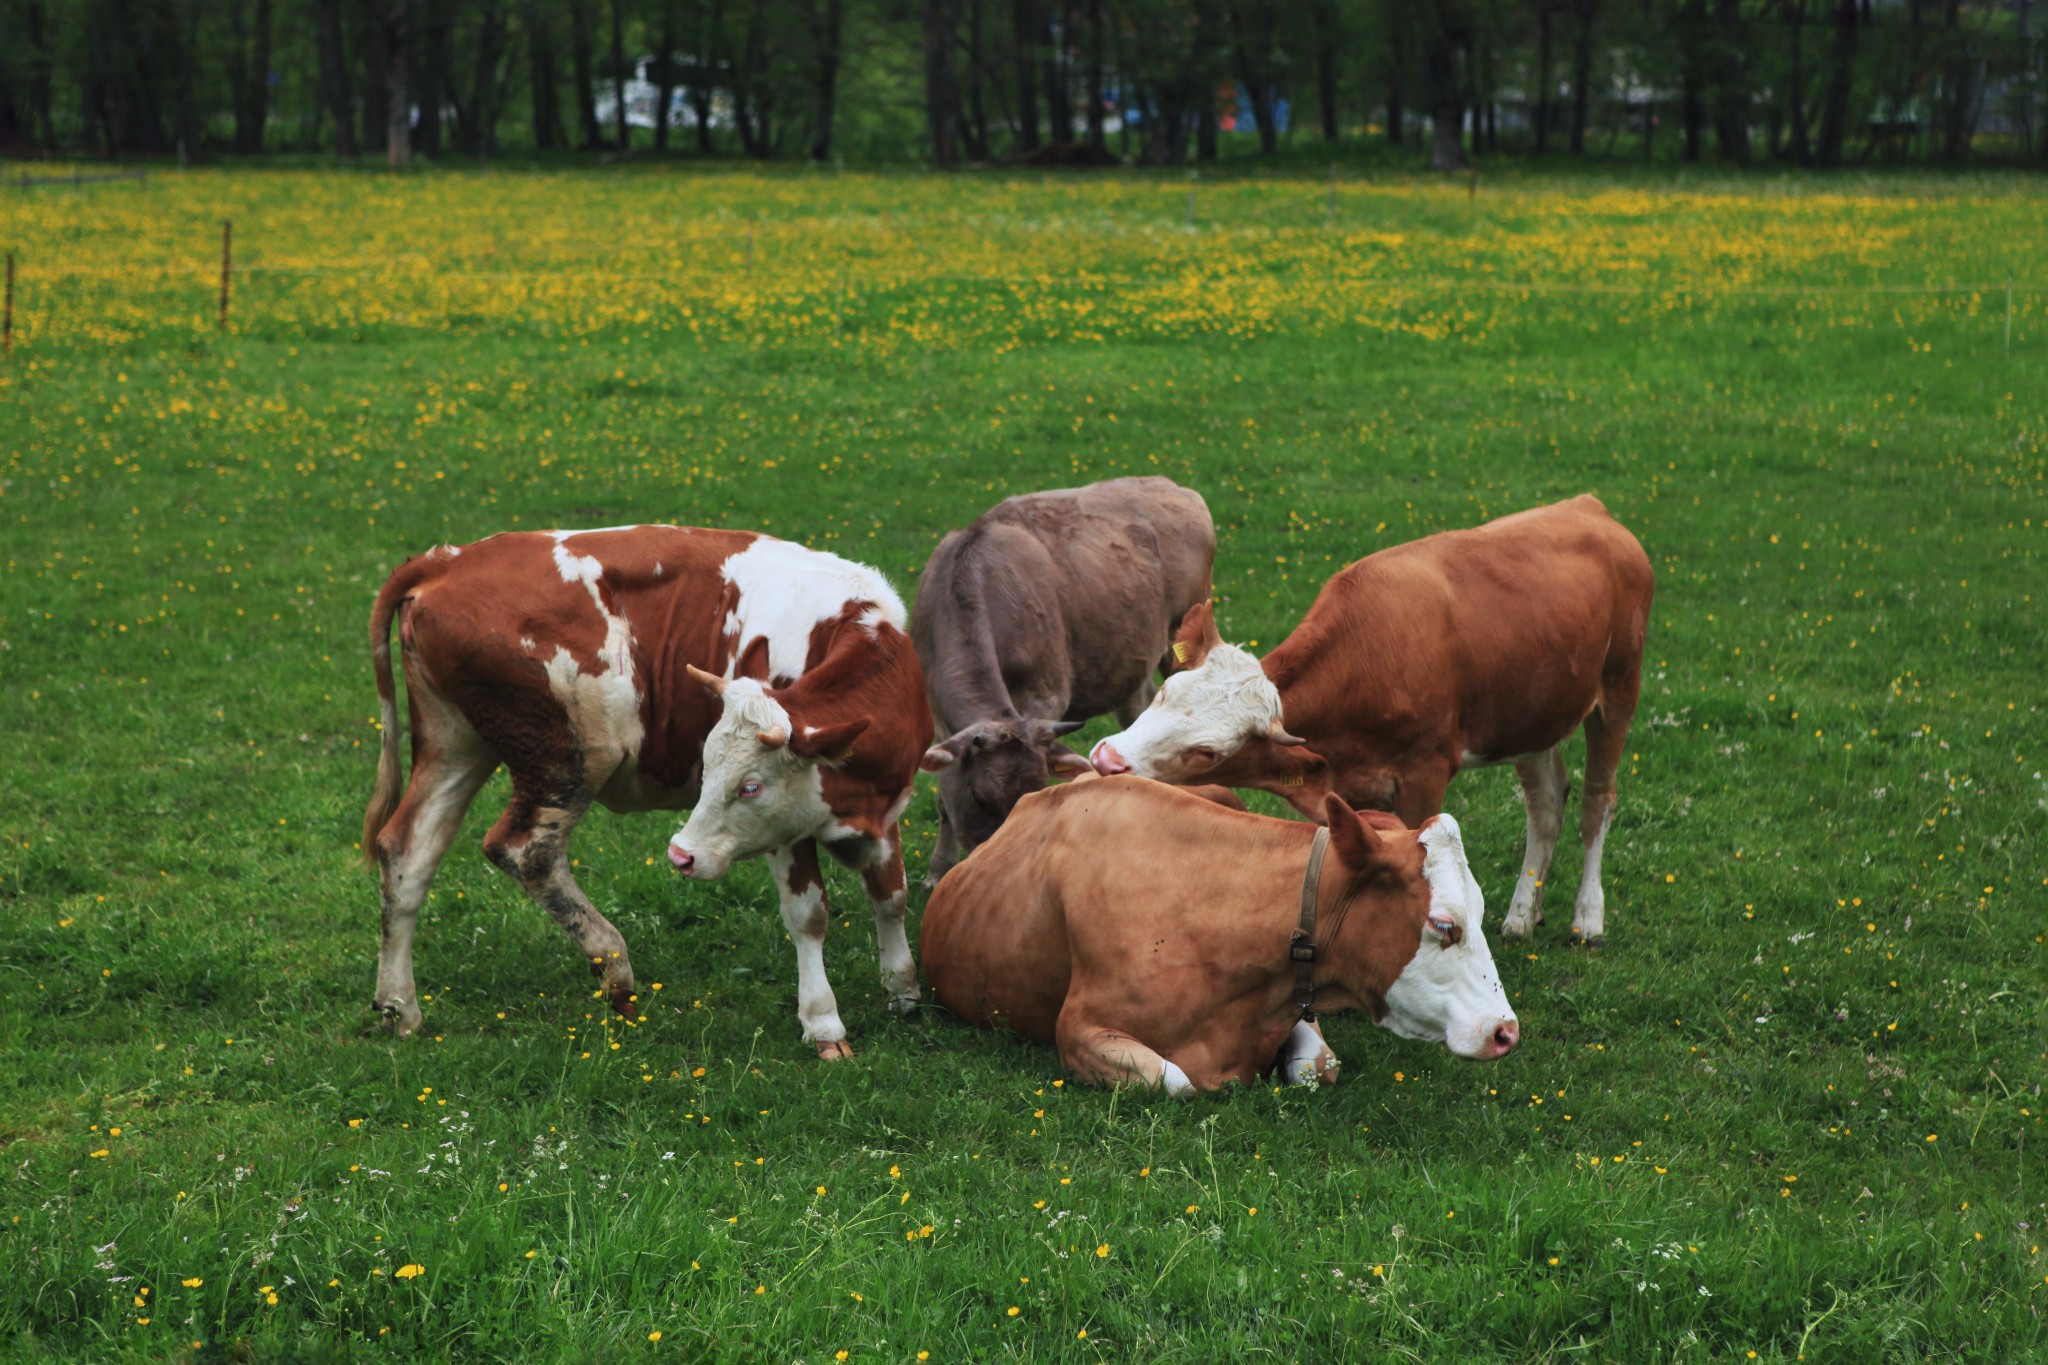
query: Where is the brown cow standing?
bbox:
[363,527,932,1057]
[921,778,1518,1093]
[911,477,1215,883]
[1090,495,1653,945]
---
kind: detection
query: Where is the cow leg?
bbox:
[925,808,961,889]
[370,745,496,1036]
[483,792,639,1016]
[1278,1020,1341,1087]
[851,829,920,1014]
[767,839,852,1059]
[1056,1008,1191,1096]
[1500,747,1567,939]
[1573,690,1638,948]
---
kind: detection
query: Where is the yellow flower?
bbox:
[90,1149,110,1158]
[1096,1243,1109,1258]
[835,1353,848,1362]
[754,1285,766,1295]
[181,1278,203,1288]
[648,1331,662,1342]
[348,1118,362,1128]
[393,1264,424,1280]
[1006,1306,1020,1317]
[524,1250,537,1259]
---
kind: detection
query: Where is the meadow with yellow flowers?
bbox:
[1,163,2043,1361]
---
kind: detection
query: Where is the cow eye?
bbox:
[738,780,763,798]
[1188,747,1217,763]
[1428,915,1461,945]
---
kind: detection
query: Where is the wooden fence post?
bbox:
[219,220,233,330]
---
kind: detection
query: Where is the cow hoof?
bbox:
[887,988,922,1016]
[1570,932,1606,950]
[609,986,639,1019]
[376,1001,423,1038]
[815,1039,855,1061]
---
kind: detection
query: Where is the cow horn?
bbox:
[1048,720,1086,736]
[1266,717,1307,747]
[686,664,727,697]
[758,726,788,748]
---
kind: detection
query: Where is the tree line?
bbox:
[1,1,2039,169]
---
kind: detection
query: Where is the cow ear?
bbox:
[789,718,870,765]
[921,728,976,772]
[1047,748,1095,776]
[1324,792,1400,880]
[732,635,773,683]
[1165,601,1223,674]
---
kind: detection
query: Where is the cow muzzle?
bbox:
[1488,1019,1520,1058]
[1089,740,1130,777]
[667,840,721,880]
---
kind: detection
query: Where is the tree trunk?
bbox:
[1680,0,1703,161]
[653,0,677,150]
[1042,2,1066,143]
[414,0,448,155]
[570,0,603,146]
[1084,0,1105,150]
[467,0,506,154]
[609,0,630,149]
[924,0,961,165]
[691,0,722,153]
[528,1,560,148]
[1569,2,1590,155]
[1714,0,1746,162]
[810,0,844,159]
[1535,4,1551,153]
[1385,0,1405,143]
[1940,0,1973,160]
[1423,8,1464,169]
[313,0,356,155]
[1786,0,1809,163]
[1814,0,1857,168]
[1011,0,1040,149]
[1315,0,1339,139]
[383,0,411,166]
[1234,0,1278,155]
[363,0,389,154]
[963,0,991,157]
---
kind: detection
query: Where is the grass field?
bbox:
[2,164,2045,1363]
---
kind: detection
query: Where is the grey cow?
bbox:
[911,477,1216,884]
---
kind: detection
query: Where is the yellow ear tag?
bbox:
[1278,774,1304,788]
[1171,641,1189,664]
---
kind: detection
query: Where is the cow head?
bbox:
[1328,797,1516,1060]
[1089,603,1327,794]
[920,717,1092,853]
[667,666,870,881]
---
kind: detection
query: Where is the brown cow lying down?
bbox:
[921,778,1518,1094]
[1090,494,1653,946]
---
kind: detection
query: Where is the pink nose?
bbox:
[667,844,693,872]
[1092,742,1130,777]
[1492,1021,1520,1056]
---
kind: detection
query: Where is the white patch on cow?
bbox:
[535,535,645,789]
[765,844,847,1045]
[1160,1059,1194,1097]
[668,678,833,879]
[1378,814,1518,1059]
[1282,1020,1336,1087]
[1088,644,1281,781]
[1573,804,1613,941]
[1501,751,1565,939]
[653,562,664,578]
[718,538,908,684]
[1460,749,1508,769]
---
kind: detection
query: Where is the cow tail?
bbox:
[362,554,438,865]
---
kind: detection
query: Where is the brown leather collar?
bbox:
[1290,825,1332,1022]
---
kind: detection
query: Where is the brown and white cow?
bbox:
[1090,495,1653,945]
[363,527,932,1058]
[921,777,1517,1093]
[910,476,1215,883]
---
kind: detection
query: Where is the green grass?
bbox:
[1,166,2044,1363]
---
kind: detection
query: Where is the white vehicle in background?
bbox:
[595,55,734,133]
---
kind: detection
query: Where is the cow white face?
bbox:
[668,678,834,881]
[1378,814,1519,1060]
[1088,644,1284,782]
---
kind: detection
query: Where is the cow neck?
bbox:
[1289,826,1334,1021]
[1271,833,1411,1026]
